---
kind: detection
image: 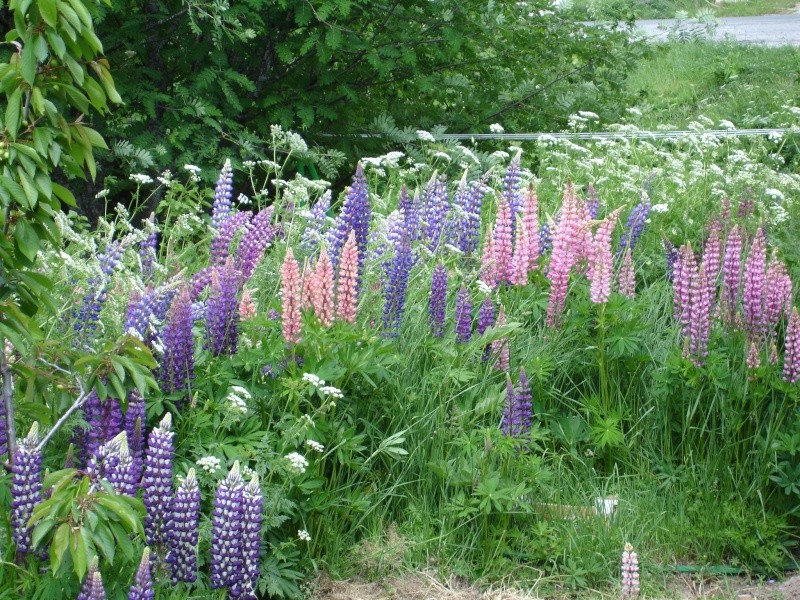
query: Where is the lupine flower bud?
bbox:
[166,469,201,584]
[621,543,640,598]
[743,228,767,339]
[618,248,635,298]
[242,475,264,596]
[11,423,43,556]
[747,342,761,370]
[78,559,106,600]
[161,287,195,394]
[212,159,234,231]
[281,248,303,344]
[143,414,174,549]
[311,249,335,327]
[769,340,779,365]
[129,548,155,600]
[492,306,510,372]
[480,225,498,288]
[211,462,246,592]
[784,307,800,383]
[204,263,241,356]
[429,263,447,337]
[239,289,257,320]
[336,231,359,324]
[455,287,472,343]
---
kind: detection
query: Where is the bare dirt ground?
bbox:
[311,572,800,600]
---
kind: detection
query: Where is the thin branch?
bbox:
[1,348,17,468]
[34,360,89,453]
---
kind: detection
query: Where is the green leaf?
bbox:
[0,175,29,207]
[64,54,84,85]
[50,522,70,573]
[39,0,59,27]
[71,528,89,580]
[51,181,76,206]
[21,35,38,84]
[15,219,40,261]
[5,87,22,139]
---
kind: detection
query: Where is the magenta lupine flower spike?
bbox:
[129,548,155,600]
[703,220,723,300]
[143,413,174,549]
[511,218,531,286]
[481,225,498,288]
[765,254,792,334]
[742,228,767,339]
[242,474,264,597]
[521,185,540,272]
[720,224,743,326]
[166,469,201,584]
[336,231,359,324]
[492,306,510,372]
[673,243,697,334]
[588,208,622,304]
[618,248,635,298]
[311,248,335,327]
[546,183,582,326]
[11,423,43,556]
[784,307,800,383]
[281,248,303,344]
[689,263,712,365]
[210,461,246,594]
[78,558,106,600]
[621,543,640,598]
[493,197,513,285]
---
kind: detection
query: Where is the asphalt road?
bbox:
[633,9,800,45]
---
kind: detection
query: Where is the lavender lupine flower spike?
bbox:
[166,469,201,584]
[238,207,277,280]
[212,159,234,231]
[140,215,158,284]
[211,212,251,266]
[301,191,332,252]
[514,369,533,437]
[503,151,523,226]
[242,475,264,596]
[382,234,413,336]
[617,194,651,255]
[78,559,106,600]
[210,461,247,594]
[125,392,146,492]
[11,423,43,556]
[429,263,447,337]
[143,413,174,549]
[129,548,155,600]
[501,378,515,437]
[455,287,472,343]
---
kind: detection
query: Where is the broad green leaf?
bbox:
[39,0,59,26]
[15,219,40,261]
[0,175,28,207]
[5,87,22,139]
[20,34,37,84]
[50,522,70,573]
[64,54,84,85]
[45,30,66,58]
[51,181,76,206]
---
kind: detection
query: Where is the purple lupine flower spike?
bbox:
[212,159,234,231]
[617,194,651,255]
[329,163,371,277]
[301,191,332,252]
[211,212,251,266]
[477,296,495,361]
[166,468,201,584]
[139,215,158,284]
[0,384,7,456]
[204,263,241,357]
[143,413,174,549]
[514,369,533,437]
[129,548,155,600]
[663,238,679,283]
[429,263,447,337]
[382,234,413,336]
[161,286,195,394]
[398,185,420,242]
[242,474,264,597]
[78,559,106,600]
[86,432,123,491]
[83,390,124,467]
[503,151,523,227]
[11,423,43,556]
[238,207,277,280]
[538,223,552,256]
[125,391,146,492]
[74,241,123,346]
[455,287,472,343]
[106,433,138,496]
[423,175,450,251]
[210,461,246,593]
[742,228,767,339]
[585,184,600,220]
